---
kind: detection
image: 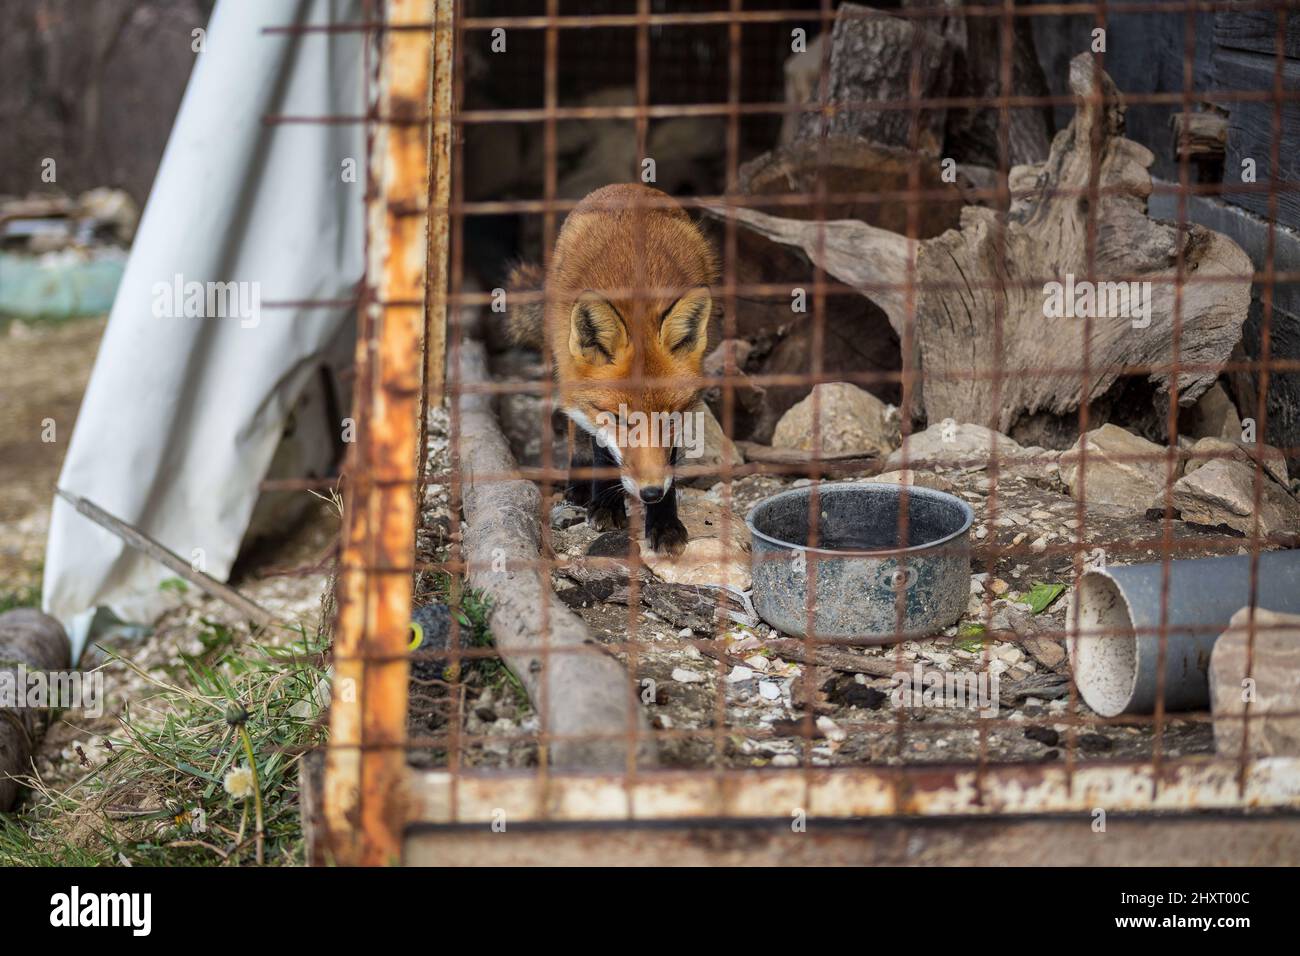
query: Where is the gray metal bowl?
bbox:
[746,483,974,643]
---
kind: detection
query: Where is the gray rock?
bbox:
[1210,607,1300,757]
[773,382,899,457]
[1171,458,1300,537]
[1059,424,1172,509]
[1183,435,1289,488]
[884,419,1029,472]
[1180,383,1241,442]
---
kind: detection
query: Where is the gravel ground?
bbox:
[547,468,1220,769]
[413,369,1252,772]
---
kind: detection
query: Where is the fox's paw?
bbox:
[648,517,689,556]
[587,501,628,531]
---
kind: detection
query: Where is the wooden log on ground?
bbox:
[0,609,72,811]
[558,546,759,634]
[712,54,1253,434]
[456,340,653,770]
[734,441,882,478]
[761,637,900,678]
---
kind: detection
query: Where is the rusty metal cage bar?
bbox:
[308,0,1300,864]
[324,0,444,866]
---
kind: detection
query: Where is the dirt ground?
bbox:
[0,318,106,595]
[0,316,338,798]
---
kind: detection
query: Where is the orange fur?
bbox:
[526,184,718,491]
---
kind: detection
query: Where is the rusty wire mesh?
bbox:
[286,0,1300,862]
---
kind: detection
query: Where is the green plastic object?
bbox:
[0,249,126,320]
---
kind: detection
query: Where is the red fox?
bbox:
[507,183,718,555]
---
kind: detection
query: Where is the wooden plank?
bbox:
[1215,48,1300,229]
[407,758,1300,825]
[54,489,276,628]
[405,815,1300,865]
[1215,8,1300,60]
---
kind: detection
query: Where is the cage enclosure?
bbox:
[307,0,1300,866]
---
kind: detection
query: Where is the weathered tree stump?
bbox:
[793,3,953,155]
[902,0,1053,168]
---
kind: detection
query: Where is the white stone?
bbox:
[816,716,847,742]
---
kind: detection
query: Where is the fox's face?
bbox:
[562,286,711,502]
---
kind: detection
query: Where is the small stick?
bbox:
[55,488,277,629]
[761,638,900,679]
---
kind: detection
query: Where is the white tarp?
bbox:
[43,0,365,656]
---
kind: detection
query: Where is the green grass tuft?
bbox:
[0,625,328,867]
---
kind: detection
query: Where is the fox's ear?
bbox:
[659,286,711,356]
[568,293,627,365]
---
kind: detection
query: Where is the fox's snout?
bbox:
[613,440,673,501]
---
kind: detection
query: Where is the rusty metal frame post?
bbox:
[325,0,440,867]
[424,0,454,404]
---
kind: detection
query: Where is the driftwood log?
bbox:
[455,340,653,770]
[712,53,1253,434]
[0,609,71,810]
[738,137,965,237]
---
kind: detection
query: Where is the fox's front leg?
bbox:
[586,434,628,531]
[645,487,688,556]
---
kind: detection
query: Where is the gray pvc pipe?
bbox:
[1069,550,1300,716]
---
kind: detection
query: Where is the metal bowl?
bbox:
[745,483,974,643]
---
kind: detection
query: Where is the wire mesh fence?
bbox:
[299,0,1300,864]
